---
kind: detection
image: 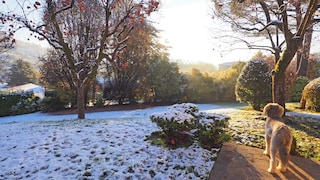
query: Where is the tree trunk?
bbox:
[274,39,302,112]
[77,86,86,119]
[297,26,313,76]
[274,75,286,109]
[92,80,96,104]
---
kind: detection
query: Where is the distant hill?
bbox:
[177,62,218,73]
[176,61,245,73]
[218,61,240,71]
[1,40,48,69]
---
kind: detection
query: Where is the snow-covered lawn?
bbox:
[0,104,243,179]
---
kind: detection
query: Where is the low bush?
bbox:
[195,112,231,149]
[149,103,230,149]
[302,77,320,112]
[0,91,39,116]
[40,90,66,112]
[150,103,196,146]
[94,97,105,108]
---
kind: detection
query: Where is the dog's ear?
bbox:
[277,104,284,117]
[262,104,269,116]
[262,103,270,116]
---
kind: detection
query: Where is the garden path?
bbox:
[209,142,320,180]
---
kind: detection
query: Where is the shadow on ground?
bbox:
[209,142,320,180]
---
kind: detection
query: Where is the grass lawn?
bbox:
[225,102,320,162]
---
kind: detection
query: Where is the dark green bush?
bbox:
[40,90,66,112]
[94,97,105,108]
[290,76,309,102]
[150,109,195,146]
[302,77,320,112]
[235,59,272,110]
[0,93,20,116]
[196,113,231,149]
[0,91,38,116]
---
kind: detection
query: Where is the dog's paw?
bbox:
[263,150,269,156]
[276,166,286,172]
[267,168,275,173]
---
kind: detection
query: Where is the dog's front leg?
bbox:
[263,134,271,156]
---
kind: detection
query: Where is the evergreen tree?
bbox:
[148,55,181,103]
[235,59,272,110]
[8,59,36,86]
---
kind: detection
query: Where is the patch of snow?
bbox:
[0,118,217,179]
[0,104,245,124]
[287,112,320,119]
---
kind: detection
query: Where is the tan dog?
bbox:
[263,103,292,173]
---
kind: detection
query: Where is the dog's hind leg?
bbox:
[277,147,290,172]
[267,148,277,173]
[267,137,278,173]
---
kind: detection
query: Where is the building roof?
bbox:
[0,83,45,99]
[1,83,43,92]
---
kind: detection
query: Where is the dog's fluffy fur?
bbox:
[263,103,292,173]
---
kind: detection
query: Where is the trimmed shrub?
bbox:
[149,103,230,149]
[302,77,320,112]
[0,91,39,116]
[290,76,309,102]
[150,103,196,146]
[235,59,272,110]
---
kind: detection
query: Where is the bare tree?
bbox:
[1,0,159,119]
[0,31,14,54]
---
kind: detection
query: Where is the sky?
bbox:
[151,0,320,66]
[9,0,320,67]
[151,0,256,66]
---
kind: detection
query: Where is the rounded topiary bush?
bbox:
[235,59,272,110]
[302,77,320,112]
[290,76,309,102]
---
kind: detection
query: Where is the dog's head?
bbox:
[263,103,284,118]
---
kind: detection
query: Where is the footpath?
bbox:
[209,142,320,180]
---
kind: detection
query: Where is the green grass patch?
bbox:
[146,131,194,149]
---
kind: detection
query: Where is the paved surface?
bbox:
[209,142,320,180]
